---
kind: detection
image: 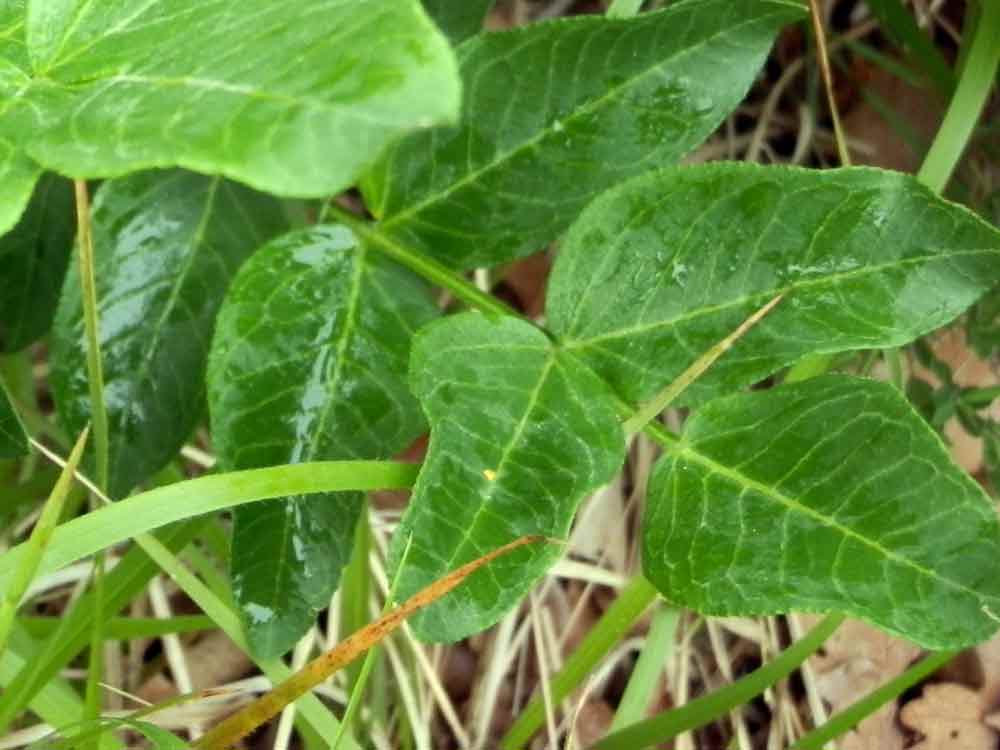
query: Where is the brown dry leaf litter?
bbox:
[801,616,920,750]
[901,683,997,750]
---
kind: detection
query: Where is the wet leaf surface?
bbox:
[365,0,803,269]
[51,170,289,498]
[208,225,439,657]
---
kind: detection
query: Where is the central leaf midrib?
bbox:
[677,441,995,603]
[108,173,220,487]
[562,246,1000,350]
[379,7,793,232]
[302,244,369,463]
[252,243,370,645]
[439,353,557,576]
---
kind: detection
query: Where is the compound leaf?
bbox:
[389,314,625,642]
[0,173,74,353]
[0,0,461,236]
[364,0,803,269]
[50,170,288,498]
[643,376,1000,649]
[208,225,439,657]
[548,164,1000,407]
[422,0,495,44]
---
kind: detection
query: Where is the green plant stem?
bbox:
[73,180,109,493]
[0,460,418,593]
[792,649,957,749]
[500,575,659,750]
[75,177,112,746]
[334,536,412,750]
[610,605,679,731]
[324,204,517,320]
[84,552,106,750]
[591,614,845,750]
[340,499,371,698]
[917,1,1000,193]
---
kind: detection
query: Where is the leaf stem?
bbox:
[73,180,109,493]
[791,648,957,749]
[590,614,845,750]
[916,0,1000,193]
[324,204,518,320]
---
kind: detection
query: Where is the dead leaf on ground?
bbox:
[800,616,921,750]
[900,683,997,750]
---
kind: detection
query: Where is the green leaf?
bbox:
[0,383,27,459]
[0,1,40,236]
[389,314,625,642]
[643,375,1000,649]
[50,170,289,498]
[0,0,461,236]
[422,0,495,44]
[208,225,439,657]
[0,173,74,352]
[549,164,1000,408]
[363,0,803,269]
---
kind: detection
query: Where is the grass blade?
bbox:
[196,536,548,750]
[0,427,88,657]
[590,614,845,750]
[0,460,419,594]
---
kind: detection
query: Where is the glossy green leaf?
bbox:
[0,173,74,352]
[208,225,439,657]
[363,0,803,269]
[643,375,1000,649]
[0,0,39,237]
[389,314,625,642]
[0,0,460,236]
[422,0,495,44]
[0,384,27,459]
[549,164,1000,408]
[50,170,288,498]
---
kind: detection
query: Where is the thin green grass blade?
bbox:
[0,427,88,656]
[340,499,371,697]
[610,605,680,731]
[501,575,659,749]
[334,536,413,750]
[0,520,204,730]
[792,649,958,749]
[0,460,419,594]
[590,614,845,750]
[1,623,84,725]
[21,615,214,640]
[917,0,1000,192]
[137,532,356,750]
